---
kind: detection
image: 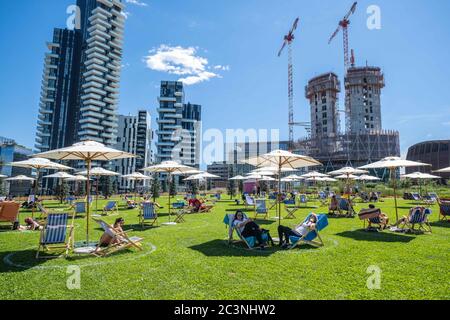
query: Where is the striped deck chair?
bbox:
[284,200,298,219]
[103,201,118,216]
[36,213,74,259]
[139,202,158,228]
[338,198,354,216]
[411,193,421,202]
[73,201,87,216]
[438,200,450,222]
[223,213,269,250]
[358,208,387,230]
[428,193,439,202]
[400,207,432,233]
[245,195,256,211]
[254,199,269,220]
[299,194,308,207]
[288,213,328,250]
[92,218,143,257]
[36,202,49,220]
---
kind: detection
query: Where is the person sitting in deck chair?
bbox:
[96,217,126,250]
[190,198,213,213]
[365,204,389,230]
[233,210,274,249]
[329,195,339,214]
[277,214,318,249]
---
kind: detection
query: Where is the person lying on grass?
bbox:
[189,198,213,213]
[232,210,275,249]
[277,213,318,249]
[16,217,42,231]
[95,217,126,250]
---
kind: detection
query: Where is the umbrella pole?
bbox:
[278,166,281,226]
[32,169,39,219]
[168,173,172,222]
[392,168,399,222]
[86,159,91,244]
[96,176,99,213]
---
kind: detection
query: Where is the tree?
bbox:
[55,181,69,204]
[151,175,160,201]
[189,181,198,196]
[162,178,168,193]
[227,179,236,199]
[78,181,86,197]
[100,176,114,199]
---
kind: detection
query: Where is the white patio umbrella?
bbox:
[243,150,321,224]
[185,172,220,195]
[65,175,89,196]
[355,175,381,181]
[335,174,359,180]
[359,157,431,221]
[122,172,153,201]
[79,167,120,213]
[328,167,368,176]
[229,175,246,180]
[143,161,196,224]
[434,167,450,173]
[5,175,36,199]
[260,176,276,182]
[0,175,7,178]
[401,172,440,196]
[34,141,135,244]
[43,172,76,204]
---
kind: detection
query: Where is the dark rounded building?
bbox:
[406,140,450,180]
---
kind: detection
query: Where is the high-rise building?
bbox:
[305,72,341,140]
[156,81,201,167]
[114,111,153,192]
[0,137,33,196]
[35,0,125,153]
[345,66,384,134]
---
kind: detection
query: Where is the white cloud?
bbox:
[144,45,228,85]
[121,11,131,19]
[213,65,230,71]
[125,0,148,7]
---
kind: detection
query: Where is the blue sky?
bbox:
[0,0,449,158]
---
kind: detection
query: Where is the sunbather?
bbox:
[96,217,126,249]
[18,217,42,231]
[232,210,274,249]
[366,204,389,230]
[190,198,213,213]
[277,213,318,249]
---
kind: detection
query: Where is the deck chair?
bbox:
[173,201,188,223]
[284,200,299,219]
[254,199,269,220]
[318,192,328,206]
[139,202,158,228]
[428,192,439,202]
[0,202,20,228]
[73,201,87,216]
[299,194,308,207]
[36,202,49,220]
[411,193,421,202]
[338,198,354,217]
[91,218,143,257]
[438,200,450,222]
[223,213,269,250]
[245,195,256,211]
[269,193,278,210]
[288,213,328,249]
[399,207,432,233]
[358,208,387,231]
[103,201,118,216]
[36,212,75,258]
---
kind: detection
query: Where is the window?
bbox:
[322,105,327,111]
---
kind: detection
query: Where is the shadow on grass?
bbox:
[0,249,47,273]
[188,239,277,257]
[429,221,450,228]
[335,230,415,243]
[225,208,255,213]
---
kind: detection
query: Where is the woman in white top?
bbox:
[277,214,318,249]
[233,211,274,248]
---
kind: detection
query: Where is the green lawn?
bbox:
[0,196,449,300]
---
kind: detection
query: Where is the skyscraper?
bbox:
[345,66,384,134]
[156,81,201,167]
[35,0,125,153]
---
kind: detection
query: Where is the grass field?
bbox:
[0,195,449,300]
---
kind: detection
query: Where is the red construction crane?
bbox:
[278,17,300,151]
[328,2,357,70]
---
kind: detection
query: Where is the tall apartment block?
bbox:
[305,72,341,140]
[114,111,153,191]
[35,0,125,153]
[345,66,384,134]
[156,81,201,167]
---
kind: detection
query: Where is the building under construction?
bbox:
[297,66,400,171]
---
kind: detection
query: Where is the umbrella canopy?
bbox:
[8,158,72,171]
[335,174,359,180]
[0,175,7,178]
[245,174,263,180]
[401,172,440,179]
[307,177,337,182]
[122,172,153,180]
[5,175,35,182]
[229,175,246,180]
[33,141,135,245]
[260,176,276,182]
[65,175,89,182]
[434,166,450,173]
[254,166,297,174]
[355,174,381,181]
[243,150,321,224]
[184,172,220,181]
[172,169,204,176]
[43,172,76,179]
[250,170,276,176]
[78,167,120,177]
[359,157,431,222]
[328,166,368,176]
[301,171,329,178]
[284,174,304,180]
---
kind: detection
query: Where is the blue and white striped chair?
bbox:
[299,194,308,207]
[139,202,158,228]
[439,200,450,222]
[73,201,87,216]
[245,195,256,210]
[254,199,269,220]
[400,207,432,233]
[36,213,74,258]
[103,201,118,216]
